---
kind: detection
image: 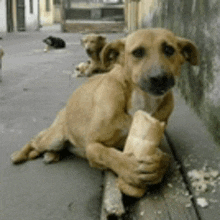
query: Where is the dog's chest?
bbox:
[128,90,163,116]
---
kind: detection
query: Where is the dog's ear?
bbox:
[97,35,107,49]
[81,35,88,46]
[101,39,125,68]
[98,35,106,43]
[178,38,199,65]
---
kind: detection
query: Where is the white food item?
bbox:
[196,197,209,208]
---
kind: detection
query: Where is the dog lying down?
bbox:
[11,28,199,197]
[43,36,66,52]
[75,34,108,77]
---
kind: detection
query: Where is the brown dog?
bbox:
[77,33,107,76]
[11,29,199,190]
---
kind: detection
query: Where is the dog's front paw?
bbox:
[119,151,170,188]
[142,149,171,185]
[84,70,92,77]
[116,153,149,187]
[74,69,85,77]
[74,61,90,77]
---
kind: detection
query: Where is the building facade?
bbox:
[0,0,39,33]
[39,0,54,25]
[25,0,40,30]
[0,1,7,32]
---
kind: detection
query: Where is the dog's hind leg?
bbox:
[11,108,67,164]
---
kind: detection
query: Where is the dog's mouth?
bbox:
[138,74,175,96]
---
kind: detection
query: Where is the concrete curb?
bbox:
[100,171,125,220]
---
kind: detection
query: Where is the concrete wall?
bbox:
[125,0,156,32]
[140,0,220,145]
[25,0,39,31]
[0,1,7,32]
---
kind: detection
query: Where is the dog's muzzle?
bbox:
[43,39,52,46]
[138,72,175,96]
[86,48,93,57]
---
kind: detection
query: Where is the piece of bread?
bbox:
[118,110,165,197]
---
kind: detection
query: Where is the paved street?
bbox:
[0,27,124,220]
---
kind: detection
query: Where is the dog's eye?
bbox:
[108,49,119,61]
[132,47,145,58]
[163,44,175,57]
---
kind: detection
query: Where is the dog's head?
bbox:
[81,34,107,58]
[102,28,199,96]
[43,36,53,46]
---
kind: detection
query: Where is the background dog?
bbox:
[11,29,199,195]
[43,36,66,52]
[75,34,107,77]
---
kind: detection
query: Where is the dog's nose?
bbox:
[149,73,174,88]
[86,49,92,56]
[148,72,175,95]
[139,72,175,96]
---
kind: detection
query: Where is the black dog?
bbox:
[43,36,66,52]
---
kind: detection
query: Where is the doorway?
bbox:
[17,0,26,31]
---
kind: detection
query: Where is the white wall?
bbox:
[25,0,39,31]
[0,1,7,32]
